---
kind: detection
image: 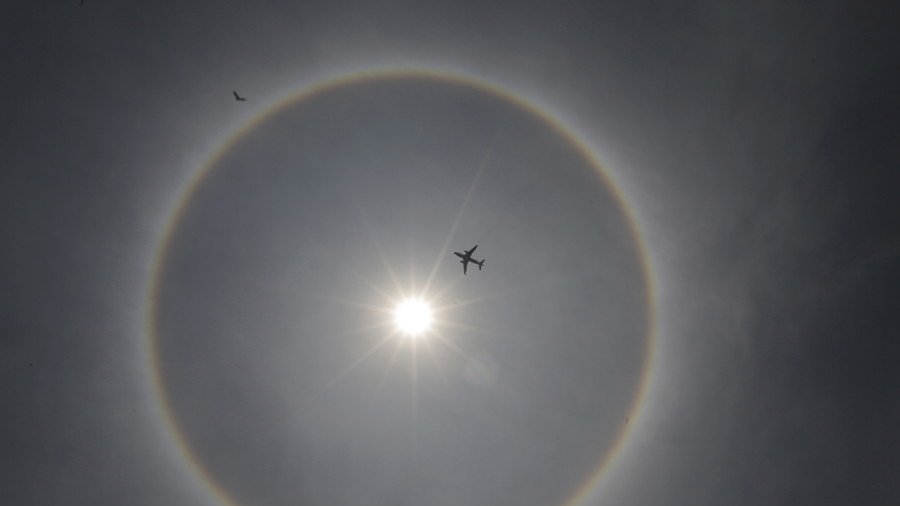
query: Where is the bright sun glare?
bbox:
[393,298,434,338]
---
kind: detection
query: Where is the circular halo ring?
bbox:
[144,68,656,506]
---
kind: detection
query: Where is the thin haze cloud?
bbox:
[1,2,897,506]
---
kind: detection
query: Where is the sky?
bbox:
[2,1,898,505]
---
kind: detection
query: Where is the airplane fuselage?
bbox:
[453,245,485,275]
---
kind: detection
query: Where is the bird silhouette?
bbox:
[233,91,247,101]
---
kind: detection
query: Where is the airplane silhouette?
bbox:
[232,91,247,101]
[453,245,485,275]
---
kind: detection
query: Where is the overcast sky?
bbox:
[2,2,898,506]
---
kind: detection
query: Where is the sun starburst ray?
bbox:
[428,331,474,363]
[354,202,405,295]
[373,339,405,398]
[314,295,395,314]
[324,332,397,389]
[422,123,503,295]
[420,336,449,385]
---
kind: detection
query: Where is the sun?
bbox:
[393,298,434,338]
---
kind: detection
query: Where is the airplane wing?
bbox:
[233,91,240,99]
[466,245,478,255]
[454,252,464,259]
[462,261,468,275]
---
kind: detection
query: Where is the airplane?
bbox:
[453,244,485,275]
[232,91,247,101]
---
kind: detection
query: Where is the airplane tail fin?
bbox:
[478,260,485,271]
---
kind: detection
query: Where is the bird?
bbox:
[233,91,247,101]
